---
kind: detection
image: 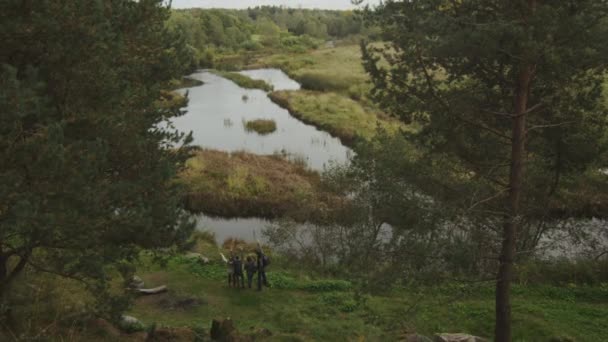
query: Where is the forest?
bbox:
[1,1,607,341]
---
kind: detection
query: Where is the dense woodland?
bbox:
[165,7,376,69]
[1,1,608,341]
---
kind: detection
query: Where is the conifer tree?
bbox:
[362,1,608,340]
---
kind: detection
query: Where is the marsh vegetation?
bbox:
[3,2,608,342]
[243,119,277,135]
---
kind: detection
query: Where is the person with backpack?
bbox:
[220,251,234,287]
[255,248,270,291]
[233,255,245,288]
[244,256,257,289]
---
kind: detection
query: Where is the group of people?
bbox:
[222,248,270,291]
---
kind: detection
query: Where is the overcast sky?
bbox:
[170,0,379,10]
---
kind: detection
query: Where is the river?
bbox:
[173,69,351,243]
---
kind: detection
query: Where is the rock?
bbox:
[185,252,211,264]
[129,275,145,289]
[403,333,433,342]
[119,315,145,333]
[433,333,488,342]
[121,315,141,326]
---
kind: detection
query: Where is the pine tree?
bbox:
[361,1,608,340]
[0,0,194,313]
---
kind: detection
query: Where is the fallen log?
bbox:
[136,285,168,295]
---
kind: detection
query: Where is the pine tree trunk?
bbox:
[0,252,7,298]
[495,65,532,342]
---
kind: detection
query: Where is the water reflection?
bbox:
[194,215,271,244]
[172,70,351,170]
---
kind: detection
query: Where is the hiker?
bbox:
[244,256,257,289]
[233,255,245,288]
[255,249,270,291]
[220,252,234,287]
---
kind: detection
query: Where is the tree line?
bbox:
[165,6,376,70]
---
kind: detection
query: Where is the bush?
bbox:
[516,259,608,286]
[319,292,359,313]
[244,119,277,135]
[296,72,354,93]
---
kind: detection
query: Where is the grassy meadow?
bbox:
[131,257,608,342]
[249,45,368,98]
[4,232,607,341]
[269,90,407,145]
[177,149,331,219]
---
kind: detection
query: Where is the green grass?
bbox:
[212,70,274,91]
[126,253,608,341]
[250,45,368,97]
[269,90,410,145]
[5,244,607,341]
[244,119,277,135]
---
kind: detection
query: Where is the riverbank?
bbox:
[247,44,369,100]
[168,76,204,90]
[178,149,336,219]
[211,70,274,92]
[269,90,406,145]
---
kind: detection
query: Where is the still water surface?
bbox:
[175,69,350,242]
[173,70,351,171]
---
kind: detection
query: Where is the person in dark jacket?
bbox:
[255,249,269,291]
[233,255,244,288]
[244,256,257,289]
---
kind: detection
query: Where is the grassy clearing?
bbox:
[177,149,333,218]
[126,250,608,342]
[4,239,607,341]
[248,44,379,104]
[243,119,277,135]
[212,70,274,92]
[269,90,409,145]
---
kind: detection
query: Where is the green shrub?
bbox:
[319,292,359,313]
[297,72,353,93]
[516,259,608,286]
[244,119,277,135]
[172,256,225,281]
